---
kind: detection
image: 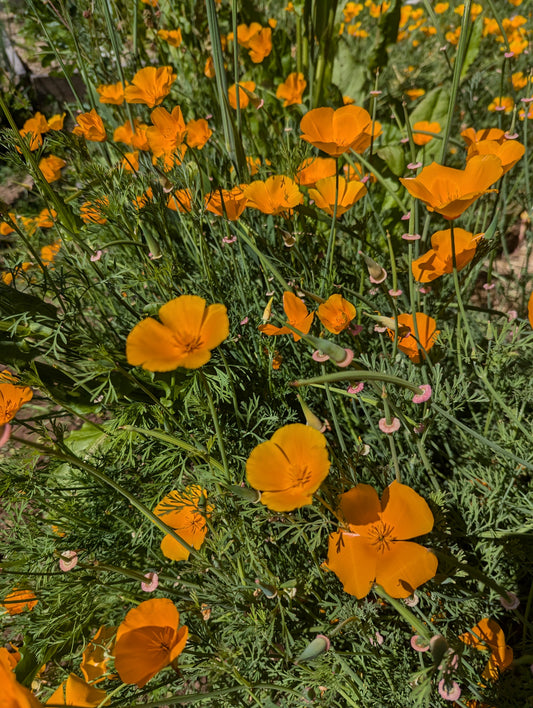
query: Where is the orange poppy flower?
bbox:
[488,96,514,113]
[399,155,503,220]
[146,106,187,159]
[80,626,115,684]
[185,118,212,149]
[467,139,525,175]
[0,646,20,670]
[40,240,61,267]
[19,112,49,150]
[46,674,109,706]
[153,486,211,561]
[121,151,139,172]
[227,81,256,109]
[34,208,57,228]
[126,295,229,371]
[388,313,439,363]
[0,217,15,235]
[528,291,533,329]
[459,618,514,682]
[2,262,32,286]
[47,113,65,131]
[0,376,33,427]
[295,157,337,187]
[460,127,506,147]
[233,22,262,46]
[246,423,330,511]
[247,27,272,63]
[113,119,150,150]
[157,28,183,48]
[205,186,248,220]
[204,56,215,79]
[167,188,192,213]
[308,175,367,216]
[276,72,306,106]
[2,587,37,615]
[96,81,126,105]
[124,66,176,108]
[259,291,314,341]
[0,660,42,708]
[244,175,303,215]
[72,109,106,142]
[114,598,188,688]
[300,105,381,157]
[317,294,356,333]
[405,88,425,100]
[412,120,441,146]
[326,481,437,599]
[38,155,66,183]
[80,198,109,225]
[411,228,480,282]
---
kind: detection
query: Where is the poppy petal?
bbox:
[126,318,182,371]
[114,626,176,688]
[159,295,205,337]
[375,541,438,598]
[326,531,377,599]
[246,438,292,491]
[380,481,434,539]
[200,303,230,349]
[116,598,180,640]
[339,484,381,531]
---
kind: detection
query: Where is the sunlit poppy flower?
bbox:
[343,2,363,21]
[205,186,248,220]
[411,228,480,282]
[167,189,192,213]
[244,175,303,215]
[80,626,115,683]
[185,118,212,149]
[317,294,356,333]
[309,175,367,217]
[47,113,65,131]
[34,208,57,228]
[38,155,66,183]
[0,216,15,235]
[300,105,380,157]
[157,28,182,47]
[460,127,506,147]
[246,423,330,512]
[388,313,439,363]
[405,88,425,100]
[488,96,514,113]
[0,659,42,707]
[259,291,314,340]
[73,109,106,142]
[247,27,272,63]
[399,156,503,220]
[80,198,109,225]
[1,587,37,615]
[0,373,33,427]
[327,481,437,599]
[153,486,211,561]
[295,157,337,186]
[113,119,150,150]
[121,151,139,172]
[369,1,391,18]
[46,674,109,706]
[114,598,188,688]
[126,295,229,371]
[467,139,525,175]
[96,81,126,105]
[459,618,513,681]
[124,66,177,108]
[204,56,215,78]
[228,81,256,109]
[234,22,262,47]
[0,646,20,670]
[276,72,306,107]
[40,240,61,267]
[511,71,528,91]
[19,112,49,150]
[412,121,440,146]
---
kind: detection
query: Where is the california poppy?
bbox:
[34,208,57,228]
[308,175,367,217]
[246,423,330,511]
[157,29,182,48]
[0,646,20,670]
[227,81,256,110]
[113,119,150,150]
[399,155,503,220]
[0,376,33,427]
[317,294,356,333]
[167,189,192,213]
[234,22,263,47]
[80,626,115,684]
[300,105,381,157]
[388,313,439,363]
[326,481,437,599]
[411,228,480,282]
[259,291,314,341]
[412,120,441,146]
[459,618,513,681]
[80,198,109,225]
[146,106,187,169]
[153,486,211,561]
[124,66,176,108]
[38,155,66,183]
[186,118,212,149]
[114,598,188,688]
[47,113,65,131]
[295,157,336,187]
[461,127,506,147]
[205,186,248,221]
[126,295,229,371]
[247,27,272,63]
[19,112,49,150]
[528,291,533,329]
[121,151,139,172]
[73,109,107,142]
[1,587,37,615]
[0,660,42,707]
[46,674,109,706]
[467,139,525,175]
[96,81,126,105]
[40,241,61,267]
[276,72,306,107]
[244,175,303,215]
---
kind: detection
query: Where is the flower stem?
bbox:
[199,370,231,484]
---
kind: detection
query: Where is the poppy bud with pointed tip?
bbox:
[262,296,274,323]
[255,579,277,598]
[296,634,331,663]
[297,394,326,432]
[360,251,387,283]
[306,335,350,364]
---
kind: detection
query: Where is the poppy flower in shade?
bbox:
[121,151,139,172]
[80,198,109,225]
[247,27,272,63]
[38,155,66,183]
[153,486,212,561]
[308,175,367,217]
[40,240,61,267]
[1,588,37,615]
[45,674,109,706]
[124,66,176,108]
[467,139,525,175]
[276,72,307,107]
[326,481,437,599]
[300,105,381,157]
[157,28,183,48]
[318,294,356,333]
[167,188,193,213]
[0,376,33,427]
[244,175,303,215]
[19,112,49,150]
[126,295,229,372]
[412,120,441,146]
[96,81,126,105]
[80,626,115,684]
[388,313,439,363]
[113,119,150,150]
[0,660,42,708]
[186,118,212,149]
[227,81,256,109]
[460,127,506,147]
[411,228,480,282]
[47,113,65,131]
[73,109,106,142]
[459,618,513,682]
[246,423,330,512]
[399,156,503,220]
[114,598,188,688]
[34,208,57,228]
[295,157,337,187]
[205,186,248,221]
[259,291,314,341]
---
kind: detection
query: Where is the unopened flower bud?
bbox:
[296,634,331,663]
[297,394,326,432]
[262,296,274,323]
[360,251,387,284]
[306,335,352,365]
[254,579,277,598]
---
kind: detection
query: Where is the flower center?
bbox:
[368,520,395,553]
[174,333,203,354]
[289,464,312,488]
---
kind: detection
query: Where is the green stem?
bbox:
[199,371,231,483]
[373,585,432,639]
